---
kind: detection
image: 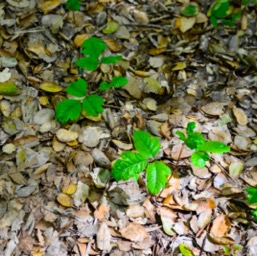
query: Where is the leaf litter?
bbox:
[0,0,257,255]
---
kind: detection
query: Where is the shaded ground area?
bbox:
[0,0,257,255]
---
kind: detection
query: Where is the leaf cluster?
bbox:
[55,37,128,123]
[176,122,230,167]
[208,0,257,27]
[112,131,172,194]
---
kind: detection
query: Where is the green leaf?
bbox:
[55,99,81,123]
[186,122,196,135]
[176,131,186,142]
[181,4,198,17]
[242,0,250,5]
[66,0,81,11]
[210,15,218,27]
[82,94,104,117]
[246,187,257,204]
[0,82,18,96]
[185,132,205,150]
[101,55,122,64]
[81,37,106,58]
[146,161,171,194]
[133,130,161,158]
[102,20,120,34]
[211,0,230,19]
[197,141,230,153]
[66,78,87,97]
[98,81,111,91]
[76,56,99,71]
[222,19,235,26]
[252,208,257,220]
[110,76,128,88]
[191,151,210,167]
[112,152,148,181]
[179,244,194,256]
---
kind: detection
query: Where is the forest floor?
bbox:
[0,0,257,255]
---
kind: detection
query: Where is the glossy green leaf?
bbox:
[66,78,87,97]
[146,161,171,194]
[181,4,198,17]
[179,244,194,256]
[66,0,81,11]
[252,208,257,220]
[185,132,205,150]
[133,130,161,158]
[211,0,230,19]
[81,37,106,58]
[186,122,196,135]
[101,55,122,64]
[246,187,257,204]
[110,76,128,88]
[82,94,104,117]
[112,152,147,181]
[197,141,230,153]
[76,56,99,71]
[55,99,81,123]
[176,131,186,142]
[98,81,110,91]
[191,151,210,167]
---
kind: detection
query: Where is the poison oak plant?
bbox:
[176,122,230,167]
[246,186,257,221]
[112,130,172,195]
[55,37,128,123]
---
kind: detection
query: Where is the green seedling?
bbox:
[76,37,122,71]
[176,122,230,167]
[55,37,127,123]
[66,0,81,11]
[112,130,171,195]
[246,186,257,221]
[208,0,241,27]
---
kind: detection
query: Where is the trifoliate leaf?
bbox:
[185,132,205,150]
[176,131,186,142]
[146,161,171,194]
[66,0,81,11]
[197,141,230,153]
[133,130,161,158]
[191,151,210,167]
[179,244,194,256]
[76,56,99,71]
[82,94,104,117]
[98,81,110,91]
[66,78,87,97]
[211,0,230,19]
[246,187,257,204]
[186,122,196,135]
[112,152,147,181]
[81,37,106,58]
[55,99,81,123]
[102,20,120,34]
[101,55,122,64]
[110,76,128,88]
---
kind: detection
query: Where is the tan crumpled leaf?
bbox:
[97,222,111,251]
[233,107,248,125]
[210,214,231,237]
[202,102,225,116]
[120,223,149,242]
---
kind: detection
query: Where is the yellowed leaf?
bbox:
[39,82,62,93]
[57,193,73,207]
[62,183,77,195]
[39,0,61,14]
[172,62,186,71]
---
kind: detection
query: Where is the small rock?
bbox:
[56,129,78,142]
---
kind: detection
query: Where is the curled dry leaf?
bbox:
[210,214,231,237]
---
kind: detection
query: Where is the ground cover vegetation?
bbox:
[0,0,257,255]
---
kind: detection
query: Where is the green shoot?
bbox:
[112,130,172,194]
[176,122,230,167]
[66,0,81,11]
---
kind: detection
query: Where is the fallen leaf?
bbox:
[210,214,231,237]
[120,223,149,242]
[57,193,73,207]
